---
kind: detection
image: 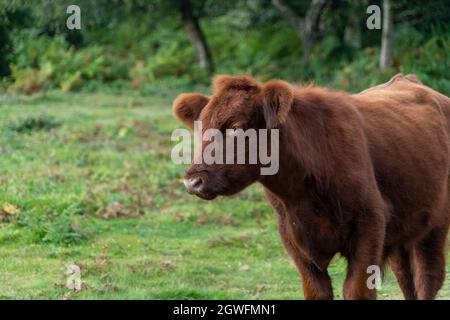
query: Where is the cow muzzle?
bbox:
[183,174,217,200]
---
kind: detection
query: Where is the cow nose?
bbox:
[183,176,203,194]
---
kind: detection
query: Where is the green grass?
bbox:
[0,91,449,300]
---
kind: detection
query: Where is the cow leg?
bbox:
[343,208,386,300]
[277,214,333,300]
[388,246,417,300]
[296,259,334,300]
[412,226,448,300]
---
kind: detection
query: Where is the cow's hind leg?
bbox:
[388,246,417,299]
[343,203,387,300]
[412,226,448,300]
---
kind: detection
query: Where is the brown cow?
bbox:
[172,74,450,300]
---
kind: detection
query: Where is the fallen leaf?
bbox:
[0,204,21,223]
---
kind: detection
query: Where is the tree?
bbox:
[0,13,12,77]
[8,0,216,73]
[0,1,31,77]
[272,0,329,61]
[178,0,214,73]
[380,0,393,69]
[119,0,215,74]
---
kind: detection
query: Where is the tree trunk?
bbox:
[344,2,363,49]
[273,0,328,61]
[380,0,393,69]
[179,0,214,73]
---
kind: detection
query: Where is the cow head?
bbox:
[172,75,293,200]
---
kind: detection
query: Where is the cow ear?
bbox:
[260,80,294,128]
[172,93,209,129]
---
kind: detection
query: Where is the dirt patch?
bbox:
[195,213,240,227]
[208,234,253,249]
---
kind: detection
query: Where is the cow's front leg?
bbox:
[297,259,333,300]
[277,213,333,299]
[343,206,386,300]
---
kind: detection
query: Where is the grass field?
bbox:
[0,91,448,299]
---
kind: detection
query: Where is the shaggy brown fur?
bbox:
[173,74,450,300]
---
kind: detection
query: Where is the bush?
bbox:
[4,17,449,95]
[9,114,60,133]
[9,31,116,93]
[17,203,88,246]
